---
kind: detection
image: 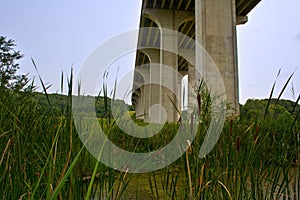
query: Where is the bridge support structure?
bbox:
[132,0,261,123]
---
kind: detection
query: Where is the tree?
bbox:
[0,36,29,91]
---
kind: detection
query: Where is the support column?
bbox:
[144,83,151,122]
[143,49,162,123]
[196,0,239,115]
[160,28,179,122]
[140,86,145,120]
[142,9,195,122]
[136,67,151,122]
[136,92,142,120]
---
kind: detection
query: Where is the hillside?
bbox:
[31,92,134,118]
[31,92,299,122]
[240,98,300,121]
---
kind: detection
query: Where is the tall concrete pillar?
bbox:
[136,67,151,121]
[135,92,142,119]
[143,49,162,123]
[133,0,261,121]
[144,80,151,121]
[161,28,179,122]
[140,86,145,119]
[196,0,239,114]
[143,9,194,122]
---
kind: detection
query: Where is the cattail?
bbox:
[35,172,40,177]
[229,119,233,139]
[179,115,182,131]
[186,140,192,153]
[190,114,194,133]
[254,125,260,142]
[197,93,201,115]
[236,136,240,152]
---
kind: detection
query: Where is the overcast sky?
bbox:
[1,0,299,104]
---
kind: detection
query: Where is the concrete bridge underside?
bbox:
[132,0,261,123]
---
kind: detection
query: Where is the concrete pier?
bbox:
[132,0,261,123]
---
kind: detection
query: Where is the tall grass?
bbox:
[0,66,299,199]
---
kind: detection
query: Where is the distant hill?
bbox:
[31,92,299,122]
[31,92,134,118]
[240,98,300,121]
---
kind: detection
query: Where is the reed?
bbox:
[0,65,299,199]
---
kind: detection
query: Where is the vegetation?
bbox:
[0,36,30,91]
[241,98,300,122]
[0,36,299,199]
[32,92,133,118]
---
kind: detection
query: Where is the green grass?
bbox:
[0,68,299,199]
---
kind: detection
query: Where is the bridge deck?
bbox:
[142,0,261,16]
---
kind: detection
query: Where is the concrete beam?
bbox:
[236,15,248,25]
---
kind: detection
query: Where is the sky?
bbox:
[0,0,299,105]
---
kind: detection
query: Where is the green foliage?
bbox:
[240,98,300,122]
[31,92,132,118]
[239,98,299,166]
[0,36,30,91]
[1,90,299,199]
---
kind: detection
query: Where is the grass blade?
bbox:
[31,58,51,105]
[264,69,281,119]
[275,71,295,106]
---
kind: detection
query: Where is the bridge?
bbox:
[132,0,261,123]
